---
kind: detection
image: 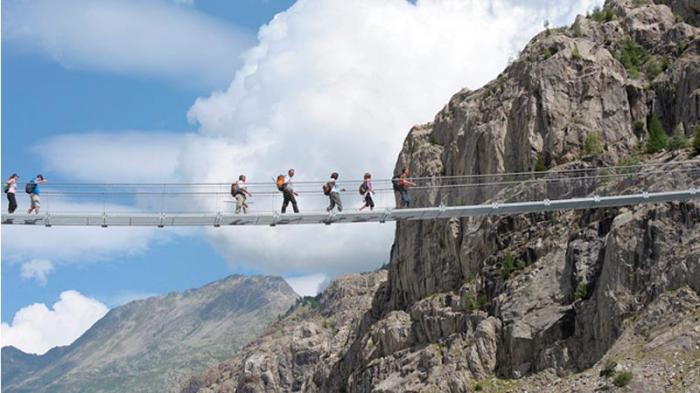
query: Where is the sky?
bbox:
[1,0,602,355]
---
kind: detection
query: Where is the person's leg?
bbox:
[8,193,17,213]
[367,194,375,211]
[33,196,41,214]
[282,190,290,213]
[235,194,243,214]
[28,196,35,214]
[327,195,335,212]
[290,193,299,213]
[334,193,343,212]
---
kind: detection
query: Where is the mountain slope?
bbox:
[2,275,299,393]
[182,270,387,393]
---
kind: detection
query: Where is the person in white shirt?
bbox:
[326,172,346,213]
[233,174,252,214]
[281,168,299,213]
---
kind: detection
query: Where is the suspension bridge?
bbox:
[2,160,698,227]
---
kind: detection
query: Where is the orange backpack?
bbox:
[276,175,286,191]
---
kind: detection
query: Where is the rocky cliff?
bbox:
[2,275,299,393]
[182,0,699,392]
[182,270,387,393]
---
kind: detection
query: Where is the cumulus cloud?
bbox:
[27,0,603,278]
[36,131,188,183]
[1,290,108,355]
[2,0,252,88]
[183,0,602,276]
[20,259,55,285]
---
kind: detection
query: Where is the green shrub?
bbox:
[543,47,553,60]
[544,20,550,37]
[613,371,633,387]
[430,134,439,145]
[633,120,645,134]
[584,133,603,155]
[501,252,517,280]
[694,125,700,154]
[575,282,588,300]
[572,45,582,61]
[534,154,547,172]
[616,38,649,79]
[600,359,617,377]
[465,294,477,312]
[668,123,688,150]
[646,114,668,153]
[467,272,476,284]
[477,294,489,308]
[590,6,615,22]
[473,383,483,391]
[645,57,663,80]
[677,41,688,56]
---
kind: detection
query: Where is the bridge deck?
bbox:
[2,189,696,227]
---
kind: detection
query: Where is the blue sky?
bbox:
[2,0,293,322]
[2,0,601,355]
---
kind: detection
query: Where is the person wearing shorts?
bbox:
[27,174,46,215]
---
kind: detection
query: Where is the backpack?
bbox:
[230,182,240,197]
[25,181,36,194]
[359,183,367,195]
[391,175,402,192]
[322,182,332,196]
[3,183,8,194]
[276,175,286,191]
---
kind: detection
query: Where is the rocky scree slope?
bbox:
[181,270,387,393]
[2,275,299,393]
[323,0,700,391]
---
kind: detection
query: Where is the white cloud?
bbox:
[183,0,601,276]
[20,259,55,286]
[285,273,328,297]
[27,0,602,278]
[1,198,190,264]
[36,131,188,183]
[1,290,108,355]
[2,0,252,88]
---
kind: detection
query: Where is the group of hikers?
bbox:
[4,174,47,214]
[229,167,416,215]
[3,169,417,215]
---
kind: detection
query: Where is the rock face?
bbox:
[178,1,699,392]
[320,0,700,391]
[2,275,299,393]
[181,270,387,393]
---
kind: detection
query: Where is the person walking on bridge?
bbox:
[394,168,415,208]
[231,175,252,214]
[278,168,299,213]
[26,174,47,215]
[324,172,346,213]
[358,172,375,211]
[4,174,19,214]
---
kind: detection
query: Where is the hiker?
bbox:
[231,175,252,214]
[324,172,346,213]
[4,174,19,214]
[278,168,299,213]
[393,168,415,208]
[26,174,47,215]
[358,172,375,211]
